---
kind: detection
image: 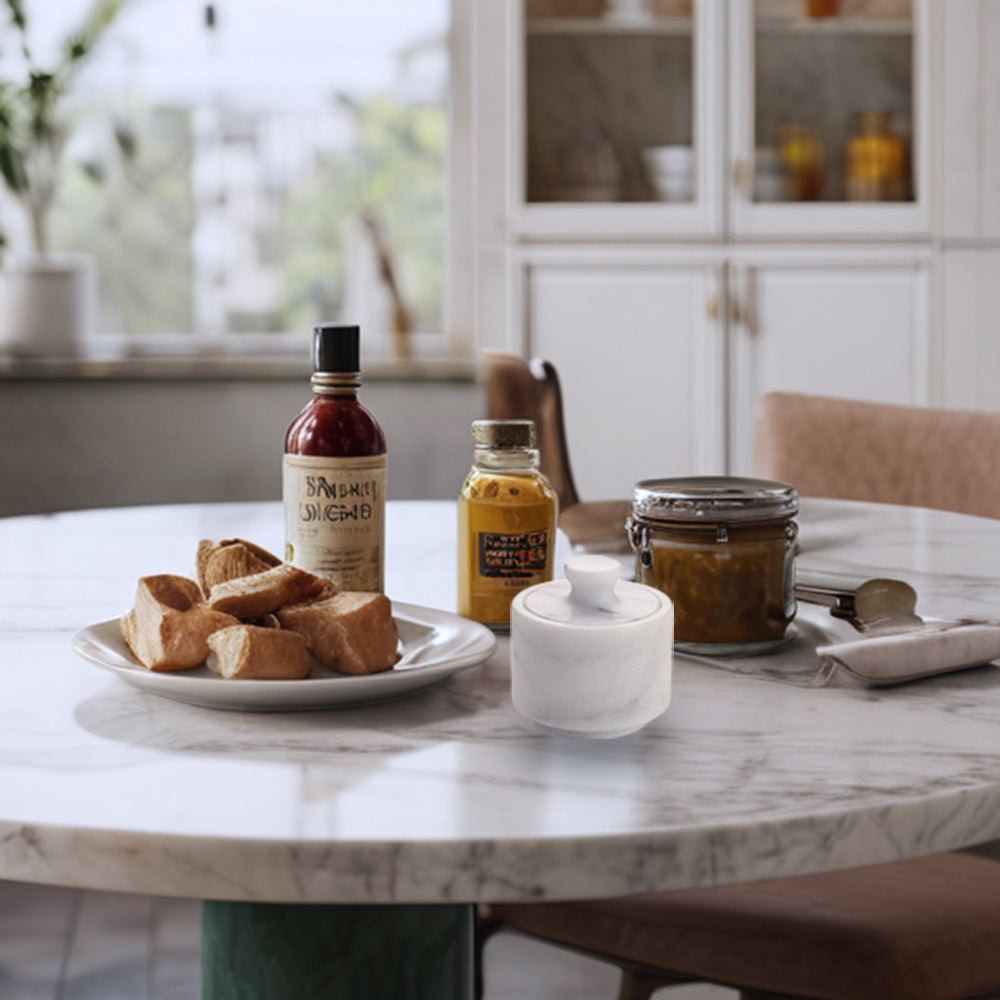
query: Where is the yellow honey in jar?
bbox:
[628,477,798,655]
[458,420,557,630]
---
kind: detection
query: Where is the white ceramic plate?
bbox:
[72,602,497,712]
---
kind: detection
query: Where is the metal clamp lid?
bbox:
[630,476,799,524]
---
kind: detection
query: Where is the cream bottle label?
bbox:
[283,453,387,592]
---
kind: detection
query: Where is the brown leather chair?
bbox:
[479,391,1000,1000]
[482,351,631,552]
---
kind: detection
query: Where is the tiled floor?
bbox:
[0,882,736,999]
[482,931,736,1000]
[0,883,200,1000]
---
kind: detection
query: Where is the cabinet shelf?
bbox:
[526,15,692,36]
[756,16,912,36]
[525,14,911,37]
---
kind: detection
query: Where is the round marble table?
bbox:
[3,498,1000,998]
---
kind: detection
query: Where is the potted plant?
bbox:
[0,0,130,354]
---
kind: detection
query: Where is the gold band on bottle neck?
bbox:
[312,371,361,393]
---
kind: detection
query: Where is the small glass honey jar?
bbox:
[627,476,799,655]
[457,420,558,631]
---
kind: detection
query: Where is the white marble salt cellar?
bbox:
[510,555,673,738]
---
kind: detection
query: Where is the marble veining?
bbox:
[1,499,1000,905]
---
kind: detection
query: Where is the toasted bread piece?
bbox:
[206,625,313,680]
[121,574,239,672]
[207,564,337,618]
[278,592,399,675]
[196,538,281,595]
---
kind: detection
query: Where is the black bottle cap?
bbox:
[312,323,360,373]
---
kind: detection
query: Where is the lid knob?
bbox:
[565,555,621,613]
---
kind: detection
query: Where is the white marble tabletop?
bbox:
[1,498,1000,906]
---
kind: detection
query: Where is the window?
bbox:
[2,0,451,360]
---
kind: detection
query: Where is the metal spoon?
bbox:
[796,577,923,633]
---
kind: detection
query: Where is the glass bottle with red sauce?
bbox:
[283,323,387,592]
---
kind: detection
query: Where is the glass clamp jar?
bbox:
[627,476,799,656]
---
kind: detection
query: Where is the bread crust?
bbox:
[121,541,394,680]
[196,538,281,595]
[121,574,239,672]
[278,592,399,675]
[206,625,313,680]
[207,564,337,618]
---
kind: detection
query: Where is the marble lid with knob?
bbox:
[521,554,665,627]
[510,555,674,738]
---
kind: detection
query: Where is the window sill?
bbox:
[0,334,476,383]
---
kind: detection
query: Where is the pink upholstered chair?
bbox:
[753,391,1000,520]
[478,390,1000,1000]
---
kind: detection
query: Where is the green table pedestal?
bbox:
[202,901,473,1000]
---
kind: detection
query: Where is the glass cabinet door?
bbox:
[731,0,927,236]
[515,0,723,238]
[509,0,926,239]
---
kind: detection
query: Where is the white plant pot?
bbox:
[0,253,97,355]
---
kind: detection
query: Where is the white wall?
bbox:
[0,378,481,517]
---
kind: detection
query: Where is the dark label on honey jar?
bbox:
[477,530,549,578]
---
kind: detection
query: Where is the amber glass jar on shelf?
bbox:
[776,124,824,201]
[846,110,908,202]
[805,0,840,18]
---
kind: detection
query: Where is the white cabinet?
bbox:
[937,248,1000,412]
[933,4,1000,415]
[510,1,726,240]
[521,248,929,495]
[504,0,926,232]
[526,252,725,498]
[727,1,930,239]
[727,251,930,472]
[459,0,991,500]
[938,2,1000,240]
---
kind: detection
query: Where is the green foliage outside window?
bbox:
[49,91,445,340]
[54,104,194,334]
[277,94,446,338]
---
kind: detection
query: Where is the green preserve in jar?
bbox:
[627,476,799,655]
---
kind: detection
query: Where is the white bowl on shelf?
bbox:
[643,145,695,202]
[650,174,694,202]
[643,144,694,172]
